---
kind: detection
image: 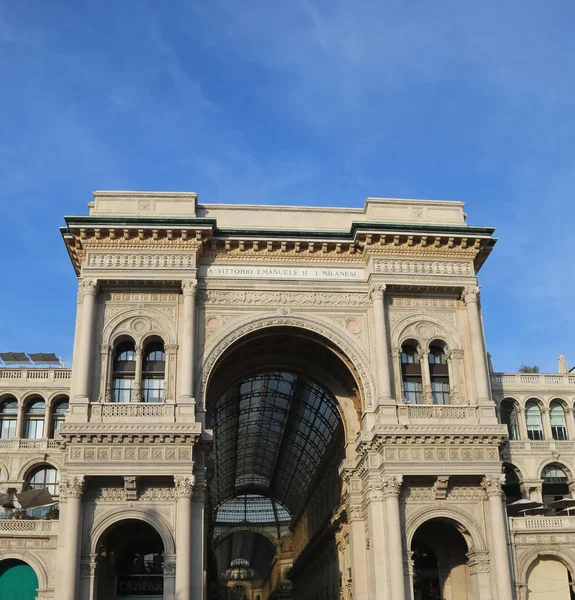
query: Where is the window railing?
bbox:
[0,439,60,450]
[0,369,71,382]
[397,404,477,422]
[492,373,575,386]
[0,519,58,534]
[509,516,575,531]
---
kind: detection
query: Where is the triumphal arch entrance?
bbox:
[46,191,513,600]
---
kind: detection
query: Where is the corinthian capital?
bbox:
[181,280,198,297]
[59,475,85,499]
[369,284,386,302]
[381,475,403,497]
[481,474,504,498]
[461,286,480,304]
[77,278,99,301]
[174,475,195,498]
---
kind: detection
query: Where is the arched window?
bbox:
[0,398,18,439]
[142,342,165,403]
[24,399,45,439]
[502,464,522,503]
[542,464,569,503]
[525,400,544,440]
[401,344,422,404]
[51,399,69,437]
[428,345,450,405]
[112,341,136,403]
[550,401,568,440]
[500,399,520,440]
[26,465,59,496]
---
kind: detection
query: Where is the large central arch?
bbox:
[203,323,365,598]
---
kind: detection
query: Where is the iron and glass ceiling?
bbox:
[209,371,342,517]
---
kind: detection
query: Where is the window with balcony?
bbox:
[0,398,18,439]
[525,400,544,440]
[401,344,422,404]
[142,342,165,403]
[51,399,69,437]
[500,399,520,440]
[550,400,568,440]
[26,465,59,497]
[542,463,569,503]
[112,341,136,403]
[429,345,450,405]
[24,399,45,439]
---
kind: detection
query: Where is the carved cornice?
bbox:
[174,475,195,498]
[59,475,85,499]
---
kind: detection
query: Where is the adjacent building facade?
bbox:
[0,191,573,600]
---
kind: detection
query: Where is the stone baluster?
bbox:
[482,475,514,600]
[382,475,406,600]
[74,279,99,402]
[58,475,86,600]
[174,475,195,600]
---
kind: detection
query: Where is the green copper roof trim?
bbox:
[61,215,496,241]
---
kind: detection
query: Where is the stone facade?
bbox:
[0,191,572,599]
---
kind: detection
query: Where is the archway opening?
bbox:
[206,327,361,600]
[0,559,39,600]
[526,555,575,599]
[95,519,164,600]
[411,519,474,600]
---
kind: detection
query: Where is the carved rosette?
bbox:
[381,475,403,497]
[174,475,195,498]
[181,280,197,297]
[59,475,85,500]
[481,475,504,498]
[369,284,386,303]
[77,278,99,302]
[461,286,480,305]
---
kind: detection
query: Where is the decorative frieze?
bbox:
[86,252,197,270]
[68,444,193,462]
[373,259,473,276]
[198,290,370,307]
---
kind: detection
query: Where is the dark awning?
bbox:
[28,353,60,365]
[16,489,54,509]
[0,353,31,366]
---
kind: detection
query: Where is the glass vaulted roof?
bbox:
[209,371,342,514]
[215,494,291,525]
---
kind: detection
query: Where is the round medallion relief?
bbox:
[416,322,434,339]
[131,317,151,334]
[345,318,361,334]
[206,316,223,332]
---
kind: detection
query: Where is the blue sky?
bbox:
[0,0,574,372]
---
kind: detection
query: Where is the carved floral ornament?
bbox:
[381,475,403,497]
[77,278,98,301]
[59,475,85,500]
[174,475,195,498]
[181,279,198,296]
[462,286,481,304]
[481,474,504,497]
[368,284,386,302]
